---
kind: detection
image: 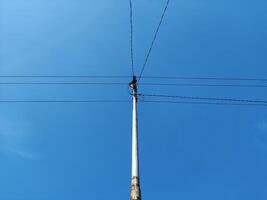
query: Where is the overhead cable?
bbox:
[140,83,267,88]
[138,93,267,104]
[1,75,267,82]
[0,75,132,78]
[1,82,267,88]
[130,0,135,76]
[0,100,131,103]
[140,76,267,82]
[138,0,171,81]
[0,82,127,85]
[142,100,267,107]
[1,100,267,107]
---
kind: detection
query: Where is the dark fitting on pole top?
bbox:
[129,76,138,96]
[129,76,137,89]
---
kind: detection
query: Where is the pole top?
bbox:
[129,76,138,96]
[129,76,137,89]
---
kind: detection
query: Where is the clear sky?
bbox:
[0,0,267,199]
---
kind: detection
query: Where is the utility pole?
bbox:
[129,76,141,200]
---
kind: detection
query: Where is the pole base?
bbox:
[130,176,141,200]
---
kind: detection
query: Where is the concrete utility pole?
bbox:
[129,76,141,200]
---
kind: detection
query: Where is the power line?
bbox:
[142,100,267,107]
[0,82,128,85]
[2,75,267,82]
[138,93,267,104]
[1,99,267,107]
[1,82,267,88]
[140,83,267,88]
[0,75,132,78]
[140,76,267,82]
[130,0,135,76]
[0,100,131,103]
[138,0,171,81]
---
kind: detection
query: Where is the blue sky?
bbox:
[0,0,267,199]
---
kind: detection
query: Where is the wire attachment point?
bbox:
[129,76,138,96]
